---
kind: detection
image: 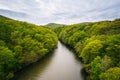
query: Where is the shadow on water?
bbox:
[14,49,57,80]
[14,41,86,80]
[81,68,88,80]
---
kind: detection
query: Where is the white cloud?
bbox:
[0,0,120,25]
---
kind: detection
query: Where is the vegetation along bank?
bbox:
[52,19,120,80]
[0,15,58,80]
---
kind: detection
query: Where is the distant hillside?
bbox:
[45,23,65,28]
[44,23,66,36]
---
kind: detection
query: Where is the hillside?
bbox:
[45,23,65,27]
[0,15,58,80]
[54,18,120,80]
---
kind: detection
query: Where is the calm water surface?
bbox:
[15,41,84,80]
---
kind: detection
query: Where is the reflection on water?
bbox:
[15,41,84,80]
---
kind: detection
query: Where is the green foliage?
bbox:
[68,31,87,46]
[6,72,14,80]
[99,67,120,80]
[91,56,102,80]
[105,34,120,65]
[90,55,113,80]
[57,18,120,80]
[0,47,15,80]
[0,15,58,80]
[81,40,103,63]
[45,23,65,36]
[0,47,15,69]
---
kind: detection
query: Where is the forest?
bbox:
[52,19,120,80]
[0,15,58,80]
[0,15,120,80]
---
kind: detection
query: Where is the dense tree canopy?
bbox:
[0,15,58,80]
[1,14,119,80]
[99,67,120,80]
[54,19,120,80]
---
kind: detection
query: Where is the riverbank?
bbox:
[14,41,85,80]
[55,19,120,80]
[0,15,58,80]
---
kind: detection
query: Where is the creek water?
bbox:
[15,41,84,80]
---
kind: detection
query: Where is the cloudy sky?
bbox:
[0,0,120,25]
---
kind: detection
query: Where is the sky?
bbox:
[0,0,120,25]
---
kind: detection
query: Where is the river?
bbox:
[15,41,84,80]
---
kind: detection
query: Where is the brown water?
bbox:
[15,41,84,80]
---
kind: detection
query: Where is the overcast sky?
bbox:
[0,0,120,25]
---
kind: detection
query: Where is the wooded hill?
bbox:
[0,15,58,80]
[53,19,120,80]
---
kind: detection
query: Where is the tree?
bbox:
[0,47,15,80]
[105,34,120,66]
[0,15,58,80]
[91,56,102,80]
[91,55,113,80]
[99,67,120,80]
[80,40,103,63]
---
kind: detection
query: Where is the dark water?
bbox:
[15,41,84,80]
